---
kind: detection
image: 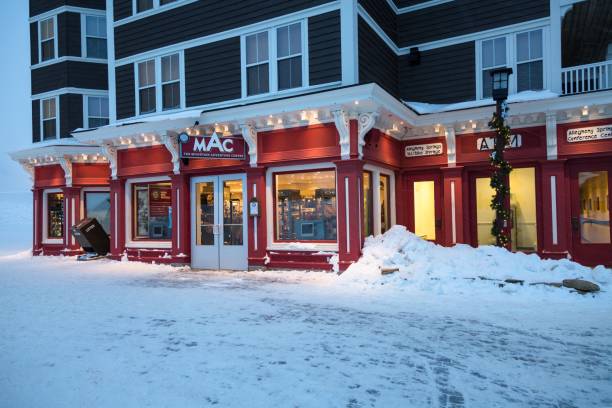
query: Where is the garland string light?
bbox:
[488,102,513,248]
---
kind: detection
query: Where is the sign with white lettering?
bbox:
[476,134,522,151]
[566,124,612,143]
[405,143,444,157]
[179,132,246,160]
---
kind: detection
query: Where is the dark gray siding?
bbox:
[32,99,40,143]
[31,61,108,95]
[30,0,105,17]
[398,0,549,45]
[114,0,330,59]
[185,38,241,107]
[393,0,431,7]
[113,0,132,21]
[399,42,475,104]
[30,22,38,65]
[115,64,135,120]
[58,12,82,58]
[358,0,397,43]
[308,11,342,86]
[358,17,398,97]
[60,93,83,138]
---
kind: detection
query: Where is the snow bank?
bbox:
[340,226,610,293]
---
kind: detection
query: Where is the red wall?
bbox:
[72,163,110,186]
[118,145,172,177]
[363,129,403,168]
[34,165,65,188]
[259,123,340,164]
[457,125,546,165]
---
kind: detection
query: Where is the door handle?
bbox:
[213,224,220,235]
[571,217,580,231]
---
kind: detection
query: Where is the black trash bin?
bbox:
[71,218,110,259]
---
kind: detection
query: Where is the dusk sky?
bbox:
[0,3,34,192]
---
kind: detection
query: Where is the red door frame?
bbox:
[467,163,544,252]
[405,171,443,244]
[568,157,612,266]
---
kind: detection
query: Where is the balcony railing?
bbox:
[562,60,612,95]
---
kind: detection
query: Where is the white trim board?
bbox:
[29,6,105,23]
[31,56,108,70]
[357,5,550,54]
[114,0,199,27]
[113,2,340,66]
[32,88,109,100]
[385,0,455,14]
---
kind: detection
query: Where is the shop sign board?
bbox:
[149,185,172,217]
[566,124,612,143]
[476,134,522,151]
[179,132,246,160]
[405,143,444,157]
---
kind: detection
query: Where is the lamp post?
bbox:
[489,67,513,248]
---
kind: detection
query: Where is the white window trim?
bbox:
[80,14,108,60]
[125,176,172,249]
[134,51,185,118]
[476,26,549,100]
[42,188,64,245]
[83,95,110,129]
[38,15,58,64]
[265,162,338,252]
[241,19,309,100]
[40,96,60,141]
[130,0,193,19]
[363,164,396,236]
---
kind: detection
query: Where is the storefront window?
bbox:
[47,192,64,239]
[133,182,172,240]
[275,170,337,241]
[476,177,496,245]
[579,171,610,244]
[510,168,538,251]
[380,174,391,234]
[85,192,110,234]
[414,181,436,240]
[363,171,373,238]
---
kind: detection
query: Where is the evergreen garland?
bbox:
[488,102,513,248]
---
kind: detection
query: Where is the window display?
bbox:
[363,171,373,237]
[380,174,391,234]
[133,182,172,240]
[223,180,244,246]
[47,192,64,239]
[85,192,111,234]
[275,170,337,241]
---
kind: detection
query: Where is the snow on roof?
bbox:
[405,90,559,115]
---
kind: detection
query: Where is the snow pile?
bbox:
[340,226,610,293]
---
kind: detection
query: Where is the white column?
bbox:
[340,0,358,85]
[546,111,558,160]
[549,0,563,95]
[445,125,456,167]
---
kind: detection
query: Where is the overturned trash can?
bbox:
[71,218,110,261]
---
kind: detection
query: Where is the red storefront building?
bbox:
[12,0,612,269]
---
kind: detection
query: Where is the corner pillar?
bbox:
[540,160,569,258]
[171,173,190,263]
[441,166,465,246]
[32,188,43,255]
[109,178,126,259]
[335,159,364,271]
[247,166,267,268]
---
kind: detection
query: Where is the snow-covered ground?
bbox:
[0,193,611,407]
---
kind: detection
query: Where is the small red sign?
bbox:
[179,132,246,160]
[149,186,172,217]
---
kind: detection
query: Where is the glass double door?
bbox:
[191,174,247,270]
[570,162,611,265]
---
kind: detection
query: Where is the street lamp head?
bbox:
[490,67,513,101]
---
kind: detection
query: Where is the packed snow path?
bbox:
[1,255,611,407]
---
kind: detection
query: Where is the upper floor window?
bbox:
[41,97,58,140]
[135,0,179,13]
[85,15,107,59]
[136,53,183,116]
[39,17,56,62]
[516,30,543,92]
[243,21,306,98]
[478,28,545,99]
[86,96,109,128]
